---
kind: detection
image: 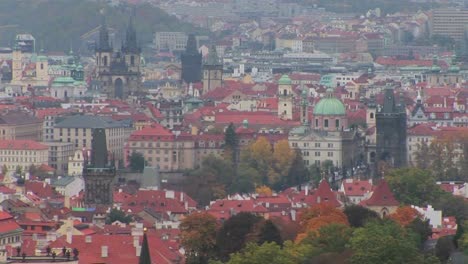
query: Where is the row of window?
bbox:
[292,142,335,148]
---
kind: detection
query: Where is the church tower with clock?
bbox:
[202,45,223,94]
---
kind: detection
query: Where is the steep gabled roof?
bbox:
[360,179,399,207]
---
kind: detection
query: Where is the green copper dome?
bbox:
[37,55,48,62]
[278,74,291,85]
[313,90,346,116]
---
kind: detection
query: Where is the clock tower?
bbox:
[202,45,223,94]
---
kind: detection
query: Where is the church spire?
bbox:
[185,34,198,54]
[122,14,139,53]
[97,16,111,52]
[139,230,151,264]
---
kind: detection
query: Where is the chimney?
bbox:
[291,209,297,221]
[184,201,188,210]
[66,227,73,244]
[133,236,139,248]
[180,192,184,202]
[101,246,108,258]
[85,236,92,243]
[305,186,309,196]
[135,245,141,257]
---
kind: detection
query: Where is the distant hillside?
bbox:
[304,0,443,15]
[0,0,204,52]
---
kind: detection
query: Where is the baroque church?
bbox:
[95,17,142,99]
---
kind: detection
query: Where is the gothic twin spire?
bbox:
[97,14,139,53]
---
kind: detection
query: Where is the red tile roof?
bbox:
[360,179,399,207]
[0,140,48,150]
[128,124,174,141]
[341,179,373,197]
[48,233,182,264]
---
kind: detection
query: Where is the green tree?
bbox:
[349,220,425,264]
[286,149,309,188]
[180,212,218,264]
[224,123,238,163]
[216,212,263,261]
[414,141,431,169]
[184,155,234,206]
[15,165,22,175]
[386,168,445,206]
[343,205,379,228]
[407,218,432,249]
[300,223,352,254]
[435,236,455,263]
[129,152,145,172]
[106,208,132,224]
[224,242,296,264]
[257,220,283,246]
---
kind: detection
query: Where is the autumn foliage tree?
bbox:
[389,206,421,227]
[296,204,349,242]
[255,186,273,197]
[180,212,218,264]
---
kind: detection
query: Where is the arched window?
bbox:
[283,89,287,96]
[335,119,340,128]
[103,56,108,66]
[40,64,44,70]
[370,112,374,119]
[315,119,319,127]
[324,119,329,128]
[131,56,135,66]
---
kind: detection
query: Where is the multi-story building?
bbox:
[432,8,468,41]
[0,111,43,141]
[154,32,188,52]
[53,115,132,163]
[289,89,361,168]
[68,149,85,177]
[0,140,49,172]
[124,124,195,172]
[0,211,22,249]
[43,141,75,174]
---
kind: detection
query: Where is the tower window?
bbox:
[335,119,340,128]
[131,56,135,66]
[324,119,329,128]
[103,56,108,66]
[315,119,318,127]
[40,64,44,70]
[283,89,287,96]
[370,112,374,119]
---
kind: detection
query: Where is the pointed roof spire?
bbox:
[185,34,198,54]
[139,229,151,264]
[97,15,111,52]
[205,45,221,66]
[122,12,139,53]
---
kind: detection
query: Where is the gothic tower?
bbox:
[202,45,223,94]
[95,17,112,76]
[181,34,202,84]
[376,86,407,169]
[12,45,22,81]
[366,94,377,128]
[277,74,293,120]
[83,128,116,206]
[95,15,142,100]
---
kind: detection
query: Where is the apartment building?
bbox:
[0,140,49,172]
[53,115,132,162]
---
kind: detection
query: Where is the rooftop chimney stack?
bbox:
[101,246,108,258]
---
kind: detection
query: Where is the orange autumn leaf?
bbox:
[389,206,421,227]
[296,204,349,243]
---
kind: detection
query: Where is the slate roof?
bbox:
[55,115,127,129]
